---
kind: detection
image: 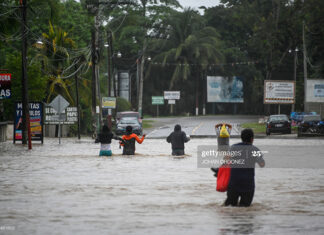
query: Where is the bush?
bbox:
[116,97,131,112]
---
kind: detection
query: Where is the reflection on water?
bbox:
[0,138,324,234]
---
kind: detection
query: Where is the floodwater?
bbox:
[0,138,324,235]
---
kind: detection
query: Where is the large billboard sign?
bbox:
[207,76,243,103]
[14,102,44,143]
[264,80,295,104]
[306,79,324,103]
[0,73,11,99]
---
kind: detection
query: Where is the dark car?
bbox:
[116,117,143,135]
[266,114,291,135]
[116,111,142,126]
[298,115,322,133]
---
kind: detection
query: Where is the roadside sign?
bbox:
[168,99,176,104]
[0,73,11,99]
[164,91,180,100]
[49,95,70,113]
[264,80,295,104]
[14,102,44,143]
[152,96,164,105]
[102,97,116,109]
[45,106,77,124]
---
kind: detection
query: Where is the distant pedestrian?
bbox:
[224,128,265,207]
[95,125,122,156]
[166,124,190,156]
[120,126,145,155]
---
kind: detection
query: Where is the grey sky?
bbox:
[177,0,221,12]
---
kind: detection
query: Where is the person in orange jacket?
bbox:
[120,125,145,155]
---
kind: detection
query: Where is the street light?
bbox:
[289,47,299,112]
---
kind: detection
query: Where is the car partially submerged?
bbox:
[116,111,142,126]
[266,114,291,135]
[116,117,143,135]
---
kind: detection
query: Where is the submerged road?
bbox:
[145,115,261,138]
[0,138,324,234]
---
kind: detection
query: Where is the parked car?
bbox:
[116,111,142,126]
[116,117,143,135]
[298,115,322,133]
[266,114,291,135]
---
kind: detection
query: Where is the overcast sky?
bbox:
[177,0,221,12]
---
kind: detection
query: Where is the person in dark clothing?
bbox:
[166,124,190,156]
[224,128,265,207]
[120,125,145,155]
[95,125,122,156]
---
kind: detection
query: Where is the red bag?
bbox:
[216,165,231,192]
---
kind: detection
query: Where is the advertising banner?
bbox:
[0,73,11,99]
[14,102,43,142]
[306,79,324,102]
[207,76,244,103]
[102,97,117,109]
[264,80,295,104]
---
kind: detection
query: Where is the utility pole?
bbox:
[20,0,32,149]
[91,30,97,138]
[303,20,308,112]
[106,31,112,97]
[74,65,81,140]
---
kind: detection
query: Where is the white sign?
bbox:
[264,80,295,104]
[49,95,70,113]
[164,91,180,100]
[168,99,175,104]
[306,79,324,103]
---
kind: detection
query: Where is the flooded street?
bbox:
[1,138,324,234]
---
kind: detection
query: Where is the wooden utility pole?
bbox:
[303,20,308,112]
[20,0,32,149]
[74,65,81,140]
[91,30,97,138]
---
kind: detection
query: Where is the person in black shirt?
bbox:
[224,128,265,207]
[166,124,190,156]
[95,125,122,156]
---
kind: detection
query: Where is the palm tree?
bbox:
[152,9,224,113]
[34,21,76,104]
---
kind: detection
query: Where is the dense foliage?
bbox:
[1,0,323,130]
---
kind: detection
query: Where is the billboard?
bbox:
[207,76,243,103]
[0,73,11,99]
[102,97,116,109]
[306,79,324,103]
[14,102,43,143]
[264,80,295,104]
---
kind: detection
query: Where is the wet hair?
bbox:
[102,125,110,133]
[241,128,254,143]
[174,124,181,131]
[126,125,133,134]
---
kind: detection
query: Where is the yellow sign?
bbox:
[102,97,116,109]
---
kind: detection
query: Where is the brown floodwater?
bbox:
[0,138,324,234]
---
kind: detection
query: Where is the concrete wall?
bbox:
[0,122,7,142]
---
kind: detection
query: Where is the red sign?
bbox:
[0,73,11,99]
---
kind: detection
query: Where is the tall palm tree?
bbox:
[152,9,224,113]
[34,21,76,104]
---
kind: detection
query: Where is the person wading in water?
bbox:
[120,126,145,155]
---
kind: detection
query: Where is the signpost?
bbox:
[102,97,116,129]
[49,95,70,144]
[0,74,11,99]
[14,102,44,144]
[164,91,180,115]
[152,96,164,117]
[264,80,295,114]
